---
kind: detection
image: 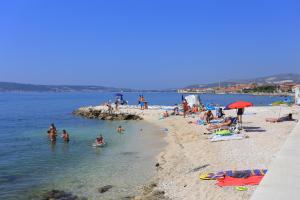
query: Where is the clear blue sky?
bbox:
[0,0,300,89]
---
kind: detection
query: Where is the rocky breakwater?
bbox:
[73,106,143,120]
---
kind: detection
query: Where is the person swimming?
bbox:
[61,130,70,142]
[117,126,125,133]
[96,134,104,144]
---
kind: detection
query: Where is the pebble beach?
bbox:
[92,105,300,200]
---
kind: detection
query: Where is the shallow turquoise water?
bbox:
[0,92,286,199]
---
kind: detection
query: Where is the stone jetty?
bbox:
[73,105,143,120]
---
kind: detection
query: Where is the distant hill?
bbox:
[0,82,175,92]
[0,82,135,92]
[184,73,300,89]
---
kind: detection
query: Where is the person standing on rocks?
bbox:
[106,102,113,114]
[115,99,119,111]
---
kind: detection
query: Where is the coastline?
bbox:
[177,92,293,97]
[133,105,299,200]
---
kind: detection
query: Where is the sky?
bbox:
[0,0,300,89]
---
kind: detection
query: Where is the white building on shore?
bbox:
[293,85,300,105]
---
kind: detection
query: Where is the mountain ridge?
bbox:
[184,73,300,89]
[0,82,134,92]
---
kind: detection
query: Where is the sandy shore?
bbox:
[131,105,300,200]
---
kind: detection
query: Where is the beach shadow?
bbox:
[243,126,266,133]
[243,126,261,129]
[244,129,266,132]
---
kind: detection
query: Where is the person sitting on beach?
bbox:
[191,104,199,113]
[117,126,125,133]
[172,104,179,115]
[163,110,169,118]
[207,116,233,131]
[203,110,214,124]
[266,113,297,123]
[216,107,225,118]
[61,130,70,142]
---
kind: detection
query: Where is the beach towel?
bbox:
[217,175,264,186]
[199,169,267,180]
[214,130,232,136]
[196,120,206,125]
[210,119,224,124]
[211,134,243,142]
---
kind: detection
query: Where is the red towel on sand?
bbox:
[217,175,264,187]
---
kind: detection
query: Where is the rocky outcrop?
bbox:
[73,107,143,120]
[41,190,87,200]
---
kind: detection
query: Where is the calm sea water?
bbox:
[0,92,286,199]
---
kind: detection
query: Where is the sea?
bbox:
[0,92,287,200]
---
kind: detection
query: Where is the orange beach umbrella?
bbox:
[226,101,253,109]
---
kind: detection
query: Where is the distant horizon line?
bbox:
[1,72,299,90]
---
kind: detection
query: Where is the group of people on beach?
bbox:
[179,98,249,132]
[47,123,70,143]
[138,95,147,110]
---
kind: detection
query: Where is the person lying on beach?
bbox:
[207,117,233,131]
[117,126,125,133]
[61,130,70,142]
[266,113,298,123]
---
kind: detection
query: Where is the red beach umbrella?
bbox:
[226,101,253,109]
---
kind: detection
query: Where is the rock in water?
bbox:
[73,107,143,121]
[98,185,113,193]
[41,189,87,200]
